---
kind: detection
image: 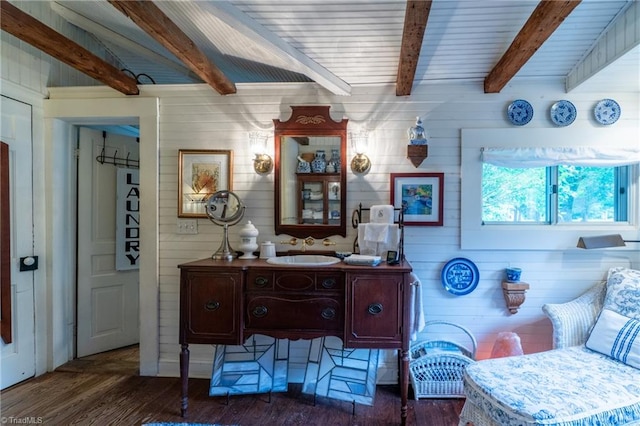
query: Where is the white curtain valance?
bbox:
[481,147,640,168]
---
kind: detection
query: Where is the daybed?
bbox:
[459,267,640,426]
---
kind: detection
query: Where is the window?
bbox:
[482,164,629,224]
[460,128,640,250]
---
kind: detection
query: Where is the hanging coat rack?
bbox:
[95,131,139,169]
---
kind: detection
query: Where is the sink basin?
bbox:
[266,255,341,266]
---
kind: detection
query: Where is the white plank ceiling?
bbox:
[45,0,640,93]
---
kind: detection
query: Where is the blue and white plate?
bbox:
[550,100,577,126]
[507,99,533,126]
[594,99,621,125]
[441,257,480,296]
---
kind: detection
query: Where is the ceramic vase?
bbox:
[311,150,326,173]
[327,148,340,172]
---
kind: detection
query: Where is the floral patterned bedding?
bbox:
[463,346,640,426]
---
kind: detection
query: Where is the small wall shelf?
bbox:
[501,281,530,314]
[407,144,428,167]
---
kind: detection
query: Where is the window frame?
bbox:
[461,128,639,250]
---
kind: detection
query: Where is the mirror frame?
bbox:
[274,106,348,238]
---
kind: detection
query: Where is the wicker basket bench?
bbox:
[409,320,477,399]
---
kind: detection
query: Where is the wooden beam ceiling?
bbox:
[396,0,432,96]
[107,0,236,96]
[51,2,202,84]
[484,0,581,93]
[0,0,139,95]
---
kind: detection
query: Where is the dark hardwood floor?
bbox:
[1,345,464,425]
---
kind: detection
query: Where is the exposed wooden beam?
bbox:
[396,0,432,96]
[484,0,581,93]
[107,0,236,95]
[566,1,640,91]
[51,2,202,83]
[198,1,351,96]
[0,0,139,95]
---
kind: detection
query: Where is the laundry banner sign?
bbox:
[116,168,140,270]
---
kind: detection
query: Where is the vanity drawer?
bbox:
[245,295,343,331]
[274,271,343,292]
[247,270,274,290]
[247,270,344,293]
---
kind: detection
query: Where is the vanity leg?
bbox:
[180,343,190,417]
[400,348,409,425]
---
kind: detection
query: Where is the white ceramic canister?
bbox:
[238,221,259,259]
[259,241,276,259]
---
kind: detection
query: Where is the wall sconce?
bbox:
[577,234,640,249]
[349,130,371,174]
[249,131,273,175]
[407,116,428,167]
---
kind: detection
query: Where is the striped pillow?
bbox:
[586,308,640,369]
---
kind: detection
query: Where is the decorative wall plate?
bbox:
[441,257,480,296]
[594,99,621,125]
[550,100,576,126]
[507,99,533,126]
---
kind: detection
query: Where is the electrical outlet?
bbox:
[177,219,198,235]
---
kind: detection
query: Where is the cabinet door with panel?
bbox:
[180,270,242,345]
[345,272,404,348]
[297,174,341,225]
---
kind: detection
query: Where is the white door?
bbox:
[0,95,36,389]
[76,127,139,357]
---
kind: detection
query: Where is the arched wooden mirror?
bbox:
[274,106,347,238]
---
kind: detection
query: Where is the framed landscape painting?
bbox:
[390,172,444,226]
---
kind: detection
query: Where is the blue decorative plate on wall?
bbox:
[594,99,621,125]
[507,99,533,126]
[441,257,480,296]
[550,100,576,126]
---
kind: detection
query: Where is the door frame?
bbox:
[44,90,159,375]
[1,81,48,378]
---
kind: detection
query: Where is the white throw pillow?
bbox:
[604,267,640,320]
[586,308,640,369]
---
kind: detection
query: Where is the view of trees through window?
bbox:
[482,164,623,223]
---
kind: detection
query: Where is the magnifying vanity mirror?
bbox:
[206,190,245,261]
[274,106,348,238]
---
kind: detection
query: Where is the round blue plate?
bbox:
[507,99,533,126]
[594,99,621,125]
[550,100,576,126]
[441,258,480,296]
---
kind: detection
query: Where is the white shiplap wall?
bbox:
[151,81,639,380]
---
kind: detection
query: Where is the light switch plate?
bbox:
[177,219,198,234]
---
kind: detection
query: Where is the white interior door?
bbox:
[76,127,139,357]
[1,95,35,389]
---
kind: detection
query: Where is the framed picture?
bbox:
[178,149,233,218]
[390,172,444,226]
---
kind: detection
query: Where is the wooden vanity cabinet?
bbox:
[179,269,242,345]
[345,272,405,348]
[178,258,413,425]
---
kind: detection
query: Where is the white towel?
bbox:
[357,224,378,255]
[363,223,390,243]
[379,225,400,254]
[410,272,426,341]
[370,205,395,224]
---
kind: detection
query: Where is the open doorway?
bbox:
[75,127,140,359]
[44,94,159,376]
